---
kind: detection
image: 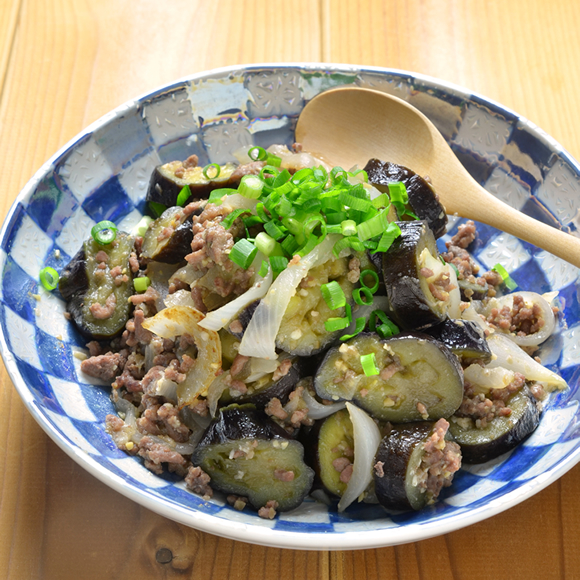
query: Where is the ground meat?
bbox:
[414,418,462,503]
[130,285,159,306]
[87,341,102,357]
[141,366,166,396]
[89,293,117,320]
[273,469,295,482]
[258,500,279,520]
[374,461,385,478]
[272,358,292,382]
[230,354,250,378]
[347,257,361,284]
[450,220,477,249]
[81,350,127,382]
[227,495,248,511]
[185,465,213,499]
[190,286,207,313]
[380,360,404,381]
[456,373,526,428]
[428,271,456,302]
[229,160,266,180]
[137,436,186,475]
[229,319,243,334]
[332,457,351,473]
[486,294,544,336]
[265,397,288,421]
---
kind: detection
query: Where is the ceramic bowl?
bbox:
[1,64,579,551]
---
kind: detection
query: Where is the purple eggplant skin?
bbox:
[363,159,448,239]
[424,319,492,365]
[374,422,435,511]
[448,386,540,464]
[233,358,305,407]
[382,220,447,331]
[226,299,261,340]
[191,404,315,513]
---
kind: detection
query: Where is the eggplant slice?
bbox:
[382,221,460,331]
[147,161,239,207]
[141,205,202,263]
[314,332,464,423]
[425,319,492,365]
[59,232,134,339]
[374,418,461,511]
[363,159,448,238]
[448,386,540,463]
[191,405,314,512]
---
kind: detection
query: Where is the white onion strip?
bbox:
[302,389,346,420]
[238,235,337,360]
[486,333,567,391]
[199,266,273,331]
[338,403,382,512]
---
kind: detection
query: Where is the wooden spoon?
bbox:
[295,86,580,269]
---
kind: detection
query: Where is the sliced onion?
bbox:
[302,389,346,420]
[199,265,273,331]
[206,371,231,417]
[164,289,196,309]
[238,235,337,359]
[446,262,462,319]
[266,144,330,172]
[463,364,516,394]
[142,306,222,407]
[338,402,382,512]
[245,356,279,384]
[460,303,490,333]
[482,292,556,347]
[486,332,567,391]
[169,263,204,287]
[222,193,258,211]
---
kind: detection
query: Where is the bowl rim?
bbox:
[2,62,579,551]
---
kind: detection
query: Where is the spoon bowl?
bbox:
[295,86,580,268]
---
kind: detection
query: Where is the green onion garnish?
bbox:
[132,215,153,237]
[360,353,380,376]
[203,163,221,180]
[255,232,276,256]
[341,219,357,237]
[249,146,268,161]
[176,185,191,207]
[270,255,289,276]
[492,263,518,291]
[39,267,59,291]
[369,310,399,339]
[267,154,282,167]
[230,239,257,269]
[357,209,390,242]
[222,208,251,230]
[373,222,401,253]
[239,174,264,199]
[208,188,235,204]
[149,201,166,218]
[259,260,269,277]
[360,269,380,294]
[340,316,366,341]
[264,220,286,241]
[372,193,391,209]
[133,276,151,293]
[353,287,374,306]
[324,316,350,332]
[91,220,118,245]
[321,281,347,310]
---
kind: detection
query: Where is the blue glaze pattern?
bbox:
[1,64,579,550]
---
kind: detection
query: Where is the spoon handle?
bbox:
[446,171,580,269]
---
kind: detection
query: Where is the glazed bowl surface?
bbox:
[2,63,579,550]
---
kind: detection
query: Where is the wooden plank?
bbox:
[0,0,20,95]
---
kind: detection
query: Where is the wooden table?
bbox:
[1,1,579,578]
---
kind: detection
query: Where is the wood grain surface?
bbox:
[1,1,579,578]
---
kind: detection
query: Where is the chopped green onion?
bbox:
[256,203,270,223]
[326,225,343,234]
[324,317,350,332]
[360,352,380,376]
[340,316,366,341]
[134,276,151,293]
[373,222,401,253]
[281,234,299,256]
[369,310,399,338]
[264,220,286,240]
[203,163,221,180]
[333,236,365,258]
[132,216,153,237]
[272,169,292,188]
[222,208,251,230]
[360,269,380,294]
[372,193,391,209]
[357,209,390,242]
[243,215,264,229]
[39,267,59,291]
[149,201,166,218]
[238,174,264,199]
[91,220,118,245]
[260,165,280,180]
[230,239,257,269]
[321,197,343,213]
[176,185,191,207]
[326,211,348,225]
[341,219,357,237]
[270,255,289,276]
[353,287,374,306]
[321,281,347,310]
[492,263,518,291]
[255,232,276,256]
[338,191,371,213]
[297,235,320,257]
[249,146,268,161]
[259,260,269,277]
[267,154,282,167]
[350,169,368,183]
[208,188,235,204]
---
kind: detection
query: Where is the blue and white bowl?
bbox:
[1,64,579,550]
